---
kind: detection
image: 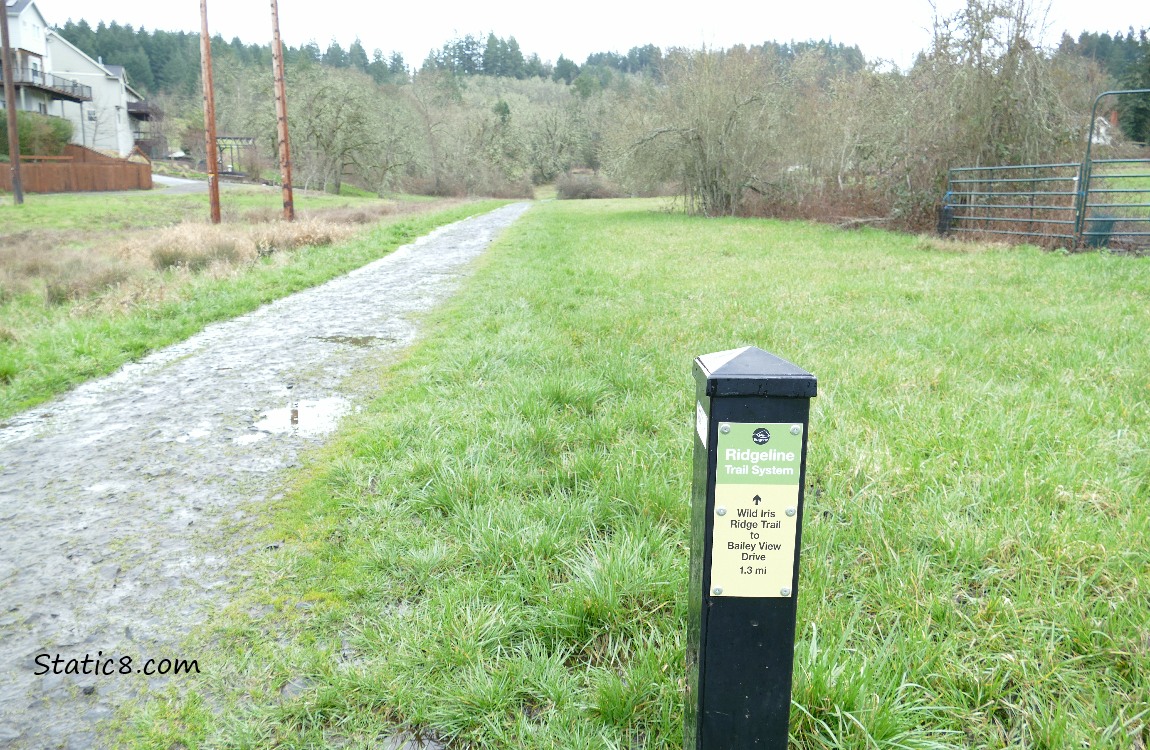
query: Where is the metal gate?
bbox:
[941,90,1150,250]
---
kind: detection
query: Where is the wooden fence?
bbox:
[0,145,152,193]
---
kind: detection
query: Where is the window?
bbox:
[87,110,97,122]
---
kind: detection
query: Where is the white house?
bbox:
[3,0,156,157]
[47,30,156,156]
[1,0,91,116]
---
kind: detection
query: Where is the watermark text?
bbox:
[33,652,200,677]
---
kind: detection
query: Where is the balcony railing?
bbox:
[2,66,92,102]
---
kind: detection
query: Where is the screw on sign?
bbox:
[687,347,816,750]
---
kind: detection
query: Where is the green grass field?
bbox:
[104,200,1150,748]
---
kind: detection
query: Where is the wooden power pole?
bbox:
[269,0,295,221]
[1,2,25,204]
[198,0,221,223]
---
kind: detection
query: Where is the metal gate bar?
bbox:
[943,162,1080,241]
[941,90,1150,249]
[1080,154,1150,246]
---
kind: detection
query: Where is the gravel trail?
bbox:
[0,203,530,748]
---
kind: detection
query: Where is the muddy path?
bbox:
[0,203,530,749]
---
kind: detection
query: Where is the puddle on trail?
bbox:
[176,427,212,443]
[313,334,396,348]
[236,396,349,444]
[381,734,445,750]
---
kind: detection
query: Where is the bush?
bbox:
[402,176,467,198]
[480,177,535,200]
[151,241,240,272]
[44,263,130,305]
[556,173,622,200]
[0,111,74,156]
[402,173,534,200]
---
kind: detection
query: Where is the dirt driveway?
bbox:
[0,203,530,748]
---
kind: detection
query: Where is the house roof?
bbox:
[7,0,48,32]
[6,0,36,15]
[103,65,144,100]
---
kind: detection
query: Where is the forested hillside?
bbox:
[56,20,870,96]
[53,3,1149,228]
[56,19,409,93]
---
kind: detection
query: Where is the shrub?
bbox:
[151,241,240,271]
[479,177,534,200]
[44,263,130,305]
[0,111,74,156]
[150,246,191,271]
[0,358,17,384]
[403,173,533,200]
[556,173,622,200]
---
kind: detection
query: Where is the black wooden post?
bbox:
[686,347,817,749]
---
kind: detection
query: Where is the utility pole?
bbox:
[269,0,294,221]
[198,0,221,223]
[1,2,25,204]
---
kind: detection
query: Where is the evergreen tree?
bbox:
[483,33,505,77]
[158,47,196,95]
[60,20,95,52]
[389,52,407,77]
[298,42,322,65]
[144,29,177,79]
[323,40,349,68]
[585,51,624,71]
[349,39,370,72]
[367,49,388,84]
[421,48,444,72]
[451,35,482,74]
[553,55,579,84]
[524,53,549,79]
[1119,32,1150,143]
[505,37,526,79]
[122,48,155,91]
[228,36,249,64]
[625,44,662,75]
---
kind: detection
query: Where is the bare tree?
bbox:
[289,67,418,194]
[611,47,785,215]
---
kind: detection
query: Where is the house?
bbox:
[3,0,158,158]
[1090,110,1123,147]
[46,30,160,157]
[1,0,91,116]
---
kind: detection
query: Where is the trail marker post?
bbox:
[686,347,816,749]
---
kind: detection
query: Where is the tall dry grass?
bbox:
[0,199,454,312]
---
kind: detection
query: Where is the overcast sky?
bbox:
[32,0,1147,70]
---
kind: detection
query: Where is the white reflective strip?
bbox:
[696,401,708,448]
